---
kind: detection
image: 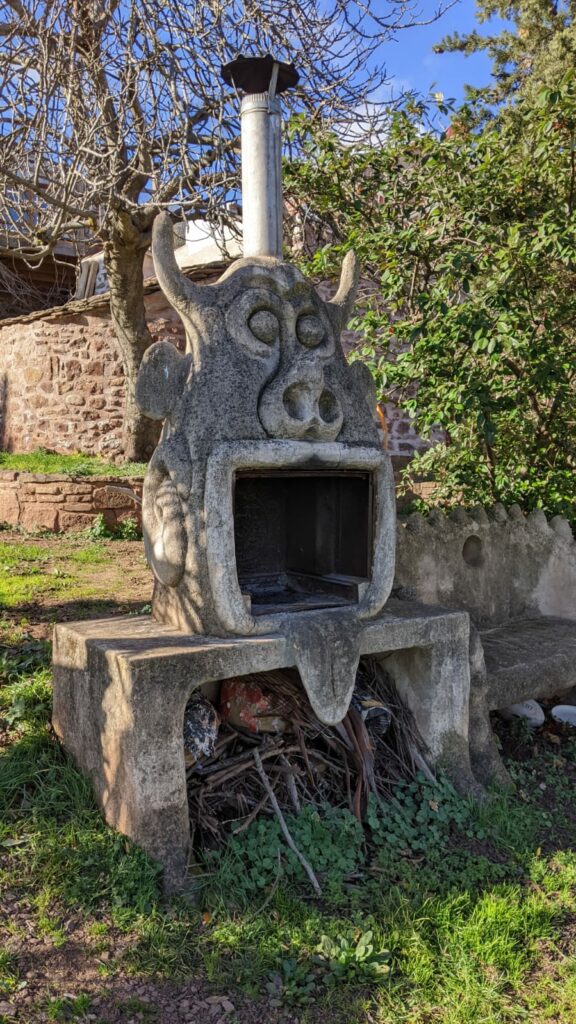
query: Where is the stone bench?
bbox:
[394,504,576,788]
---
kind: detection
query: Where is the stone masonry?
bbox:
[0,472,142,532]
[0,287,191,457]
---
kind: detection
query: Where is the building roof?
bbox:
[0,261,229,328]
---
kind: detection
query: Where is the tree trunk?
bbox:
[104,211,161,461]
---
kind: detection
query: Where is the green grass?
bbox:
[66,543,109,565]
[0,948,19,998]
[0,541,74,607]
[0,539,575,1022]
[0,449,147,478]
[1,658,575,1021]
[45,993,91,1021]
[0,535,143,612]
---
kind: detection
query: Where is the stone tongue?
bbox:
[286,612,361,725]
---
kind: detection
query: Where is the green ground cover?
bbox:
[0,532,575,1023]
[0,450,147,478]
[0,538,133,609]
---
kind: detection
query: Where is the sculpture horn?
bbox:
[152,212,209,315]
[327,250,359,329]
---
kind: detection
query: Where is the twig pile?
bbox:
[186,658,431,851]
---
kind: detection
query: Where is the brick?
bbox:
[19,473,69,483]
[23,367,43,384]
[21,504,59,531]
[116,508,142,526]
[20,482,63,494]
[0,492,20,524]
[62,502,95,512]
[59,509,115,531]
[58,510,97,530]
[93,485,139,509]
[85,361,104,375]
[22,493,65,503]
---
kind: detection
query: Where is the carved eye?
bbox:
[297,314,324,348]
[248,309,279,346]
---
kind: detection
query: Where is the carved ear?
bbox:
[327,250,359,330]
[152,212,210,317]
[136,341,190,420]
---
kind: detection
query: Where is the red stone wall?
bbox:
[0,291,186,457]
[0,472,143,533]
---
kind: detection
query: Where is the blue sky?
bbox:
[381,0,508,103]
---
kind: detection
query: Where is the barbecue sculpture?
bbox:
[135,213,396,725]
[52,59,477,893]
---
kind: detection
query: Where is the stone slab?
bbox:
[481,615,576,706]
[52,601,472,892]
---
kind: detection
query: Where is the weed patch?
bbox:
[84,513,141,541]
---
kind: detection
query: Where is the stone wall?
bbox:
[0,268,422,459]
[0,471,142,532]
[0,284,190,458]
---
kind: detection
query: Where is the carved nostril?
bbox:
[319,388,340,423]
[283,382,309,422]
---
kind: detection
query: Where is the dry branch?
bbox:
[253,749,322,897]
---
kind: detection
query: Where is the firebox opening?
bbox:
[234,470,373,614]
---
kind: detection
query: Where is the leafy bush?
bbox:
[285,78,576,523]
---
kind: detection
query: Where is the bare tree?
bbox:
[0,0,450,459]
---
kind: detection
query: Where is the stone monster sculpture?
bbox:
[135,212,396,726]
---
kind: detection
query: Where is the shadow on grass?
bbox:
[2,596,150,631]
[2,711,576,1023]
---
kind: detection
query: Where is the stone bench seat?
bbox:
[394,505,576,789]
[481,615,576,703]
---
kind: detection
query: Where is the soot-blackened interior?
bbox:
[234,470,373,614]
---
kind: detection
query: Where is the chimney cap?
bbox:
[221,54,299,95]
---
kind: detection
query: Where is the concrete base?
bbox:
[52,601,473,892]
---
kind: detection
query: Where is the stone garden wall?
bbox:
[0,284,189,458]
[0,471,142,533]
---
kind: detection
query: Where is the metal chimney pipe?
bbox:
[221,55,299,260]
[240,90,283,258]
